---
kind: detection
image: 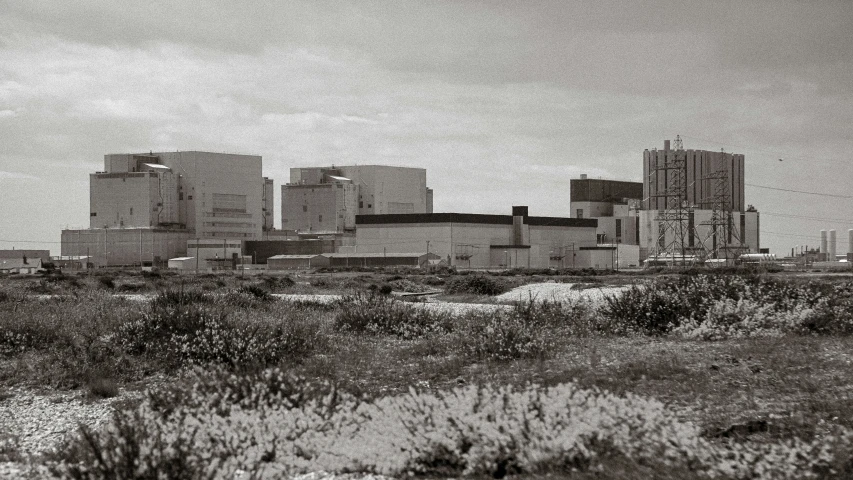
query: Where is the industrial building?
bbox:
[569,175,642,247]
[62,151,272,267]
[643,139,745,212]
[638,207,760,259]
[61,228,191,268]
[0,250,51,264]
[282,165,433,233]
[0,257,43,274]
[353,206,599,269]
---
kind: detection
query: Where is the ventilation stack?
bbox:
[820,230,828,261]
[829,229,837,262]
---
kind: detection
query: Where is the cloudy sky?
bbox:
[1,0,852,256]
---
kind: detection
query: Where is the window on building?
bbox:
[319,215,323,222]
[212,193,247,213]
[615,219,622,238]
[359,201,363,208]
[576,209,583,218]
[130,207,133,215]
[303,205,308,212]
[368,204,372,208]
[179,193,184,200]
[90,212,97,217]
[188,195,193,200]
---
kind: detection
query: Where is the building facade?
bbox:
[92,151,267,239]
[282,165,432,233]
[354,206,599,269]
[61,228,191,268]
[643,140,745,212]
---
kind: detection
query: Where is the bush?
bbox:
[600,276,853,338]
[54,374,853,479]
[455,311,554,361]
[445,275,508,296]
[116,300,325,369]
[334,291,454,339]
[98,276,115,290]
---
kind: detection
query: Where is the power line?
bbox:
[745,183,853,199]
[762,212,853,225]
[0,239,62,244]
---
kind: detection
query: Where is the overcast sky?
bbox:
[2,0,852,256]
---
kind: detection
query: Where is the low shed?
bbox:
[325,252,440,268]
[267,254,330,270]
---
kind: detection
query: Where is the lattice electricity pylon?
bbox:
[697,150,747,265]
[648,147,691,265]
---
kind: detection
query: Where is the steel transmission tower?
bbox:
[698,148,746,265]
[648,136,691,265]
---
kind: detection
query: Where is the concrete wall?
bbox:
[103,152,264,239]
[354,221,599,269]
[337,165,428,215]
[593,216,639,245]
[281,183,358,233]
[187,238,243,262]
[90,173,160,229]
[639,208,759,260]
[262,177,275,232]
[61,228,191,267]
[643,145,745,212]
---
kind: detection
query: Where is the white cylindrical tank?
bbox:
[820,230,828,257]
[829,229,837,261]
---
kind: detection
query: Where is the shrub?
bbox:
[149,289,211,309]
[237,283,273,301]
[334,291,454,339]
[86,375,120,399]
[445,275,508,296]
[54,375,853,479]
[116,301,324,369]
[97,276,115,290]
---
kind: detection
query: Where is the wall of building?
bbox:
[354,215,599,269]
[244,239,337,264]
[643,144,745,212]
[262,177,275,232]
[594,216,639,245]
[0,250,51,263]
[337,165,428,215]
[61,228,191,267]
[186,238,243,262]
[281,183,358,233]
[104,152,265,239]
[638,209,759,260]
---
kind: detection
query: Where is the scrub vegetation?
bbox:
[2,269,853,478]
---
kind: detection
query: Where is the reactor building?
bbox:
[61,151,273,267]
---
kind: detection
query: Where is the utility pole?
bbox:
[195,238,199,274]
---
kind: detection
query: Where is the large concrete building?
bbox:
[90,151,268,238]
[638,208,760,258]
[643,140,745,212]
[282,165,432,233]
[353,206,599,269]
[570,176,643,247]
[63,151,270,267]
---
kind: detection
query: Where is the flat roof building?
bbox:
[354,206,599,269]
[643,140,745,212]
[283,165,432,233]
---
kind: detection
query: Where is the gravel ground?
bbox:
[0,386,136,478]
[494,282,631,306]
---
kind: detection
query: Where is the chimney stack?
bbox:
[664,140,671,152]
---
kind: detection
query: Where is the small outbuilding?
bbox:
[325,252,440,268]
[167,257,207,271]
[0,257,43,274]
[267,254,330,270]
